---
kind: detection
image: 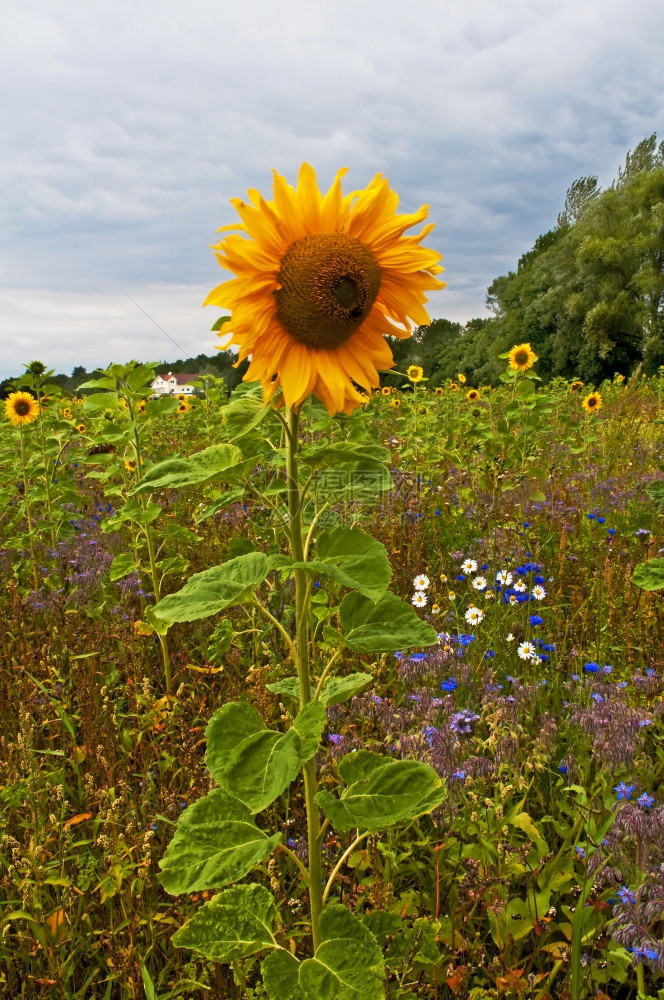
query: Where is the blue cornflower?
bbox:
[574,846,586,859]
[543,643,555,652]
[441,677,458,692]
[614,782,635,801]
[457,633,476,646]
[607,528,616,535]
[616,886,636,905]
[313,581,321,588]
[434,510,441,516]
[523,522,531,528]
[533,575,546,585]
[456,574,466,581]
[584,662,599,673]
[597,517,606,524]
[529,614,543,627]
[483,650,495,659]
[587,513,595,520]
[558,764,568,775]
[637,793,654,809]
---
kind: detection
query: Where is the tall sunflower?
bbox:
[4,391,39,426]
[508,343,537,372]
[406,365,424,383]
[582,391,602,414]
[204,164,445,414]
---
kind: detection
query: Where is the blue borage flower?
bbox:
[450,769,466,781]
[574,846,586,858]
[614,782,635,801]
[616,886,636,905]
[628,944,658,962]
[637,793,654,808]
[441,677,458,692]
[450,709,479,734]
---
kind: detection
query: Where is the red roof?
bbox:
[155,372,200,383]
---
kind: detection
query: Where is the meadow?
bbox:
[1,358,663,1000]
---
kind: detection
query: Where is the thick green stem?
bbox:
[286,406,323,951]
[19,425,40,592]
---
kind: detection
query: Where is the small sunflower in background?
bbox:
[176,393,188,402]
[448,381,458,391]
[434,386,444,396]
[204,163,444,415]
[508,343,537,372]
[391,398,401,409]
[76,422,86,434]
[63,407,73,420]
[406,364,424,383]
[458,373,467,384]
[4,391,40,426]
[138,400,147,414]
[569,379,584,392]
[466,388,480,402]
[177,402,189,413]
[582,391,603,414]
[381,386,391,396]
[124,458,137,472]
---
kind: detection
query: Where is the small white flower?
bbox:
[496,570,513,586]
[465,605,484,625]
[517,641,536,660]
[513,580,527,593]
[532,585,546,600]
[532,655,542,665]
[448,591,456,601]
[431,603,441,614]
[413,574,430,591]
[509,594,518,605]
[412,592,427,607]
[461,559,478,574]
[439,573,448,583]
[471,576,487,591]
[506,633,515,642]
[485,590,495,600]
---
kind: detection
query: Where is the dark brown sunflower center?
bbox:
[514,351,529,366]
[588,397,597,407]
[274,232,381,350]
[15,400,31,416]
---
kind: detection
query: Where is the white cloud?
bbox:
[1,0,663,377]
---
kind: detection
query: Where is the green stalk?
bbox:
[18,424,40,592]
[285,406,323,951]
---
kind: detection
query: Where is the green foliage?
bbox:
[261,904,384,1000]
[316,751,446,832]
[339,591,438,651]
[171,884,278,961]
[158,788,282,894]
[153,552,270,622]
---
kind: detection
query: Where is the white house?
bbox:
[151,372,201,395]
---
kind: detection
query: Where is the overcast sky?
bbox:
[1,0,662,379]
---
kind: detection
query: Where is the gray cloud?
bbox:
[1,0,662,377]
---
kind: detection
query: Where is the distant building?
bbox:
[151,372,200,395]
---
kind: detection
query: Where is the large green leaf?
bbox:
[131,443,244,494]
[318,672,373,707]
[206,702,265,784]
[265,676,301,700]
[172,883,278,961]
[262,904,384,1000]
[108,552,140,581]
[222,387,274,440]
[316,750,446,832]
[205,701,326,814]
[101,499,162,532]
[158,788,281,894]
[152,552,269,623]
[291,527,390,601]
[300,442,392,469]
[632,557,664,591]
[339,592,438,652]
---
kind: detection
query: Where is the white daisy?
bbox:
[465,605,484,625]
[496,570,513,586]
[439,573,448,583]
[413,574,430,591]
[448,590,456,601]
[517,641,536,660]
[412,592,427,608]
[506,633,515,642]
[532,585,547,600]
[431,603,441,614]
[513,580,527,593]
[509,595,518,605]
[485,591,495,600]
[471,576,487,591]
[461,559,478,574]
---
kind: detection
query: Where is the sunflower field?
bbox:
[1,168,664,1000]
